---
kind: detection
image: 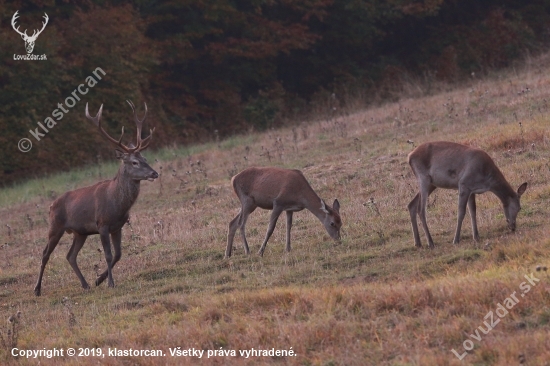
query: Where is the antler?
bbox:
[11,11,26,37]
[85,102,154,153]
[85,103,129,152]
[11,11,49,40]
[31,13,49,40]
[126,100,155,152]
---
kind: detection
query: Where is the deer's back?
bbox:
[232,167,311,208]
[408,141,498,189]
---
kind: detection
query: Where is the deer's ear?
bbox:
[115,149,127,160]
[333,199,340,214]
[517,182,527,198]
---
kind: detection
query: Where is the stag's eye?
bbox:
[132,161,139,167]
[330,222,335,227]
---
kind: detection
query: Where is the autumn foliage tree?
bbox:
[0,0,549,184]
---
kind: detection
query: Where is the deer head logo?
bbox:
[11,11,49,54]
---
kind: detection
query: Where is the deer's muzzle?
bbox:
[147,171,159,182]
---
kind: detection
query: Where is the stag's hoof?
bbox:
[34,288,41,297]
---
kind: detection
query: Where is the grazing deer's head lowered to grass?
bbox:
[407,141,527,248]
[11,11,48,54]
[225,167,342,258]
[34,101,158,296]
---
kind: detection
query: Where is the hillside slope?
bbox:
[1,54,550,365]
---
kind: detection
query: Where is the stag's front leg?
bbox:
[98,227,115,287]
[96,229,122,286]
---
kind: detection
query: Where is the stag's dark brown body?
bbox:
[34,101,157,296]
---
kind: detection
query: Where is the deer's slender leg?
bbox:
[97,226,115,287]
[96,229,122,286]
[418,183,437,248]
[258,205,284,257]
[238,198,256,256]
[66,233,90,290]
[453,186,471,244]
[407,193,422,247]
[34,228,65,296]
[225,210,241,258]
[285,211,293,252]
[468,194,480,242]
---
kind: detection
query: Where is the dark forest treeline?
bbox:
[1,0,549,184]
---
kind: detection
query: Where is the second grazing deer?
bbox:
[34,101,158,296]
[407,141,527,248]
[225,167,342,258]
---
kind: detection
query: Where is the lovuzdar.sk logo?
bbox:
[11,10,48,61]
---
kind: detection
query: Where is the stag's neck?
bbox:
[111,165,141,212]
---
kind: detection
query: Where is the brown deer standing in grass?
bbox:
[225,167,341,258]
[34,101,158,296]
[407,141,527,248]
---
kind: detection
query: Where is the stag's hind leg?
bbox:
[34,227,65,296]
[96,229,122,286]
[66,233,90,290]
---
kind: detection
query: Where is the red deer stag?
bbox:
[407,141,527,248]
[34,101,158,296]
[225,167,342,258]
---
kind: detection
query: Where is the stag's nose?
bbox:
[151,171,159,179]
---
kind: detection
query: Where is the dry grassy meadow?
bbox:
[2,54,550,365]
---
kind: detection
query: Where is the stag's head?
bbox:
[11,11,49,54]
[85,101,158,182]
[320,199,342,241]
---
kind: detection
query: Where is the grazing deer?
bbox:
[34,101,158,296]
[407,141,527,248]
[225,167,341,258]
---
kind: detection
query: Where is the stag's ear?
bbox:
[333,199,340,214]
[517,182,527,198]
[115,149,127,160]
